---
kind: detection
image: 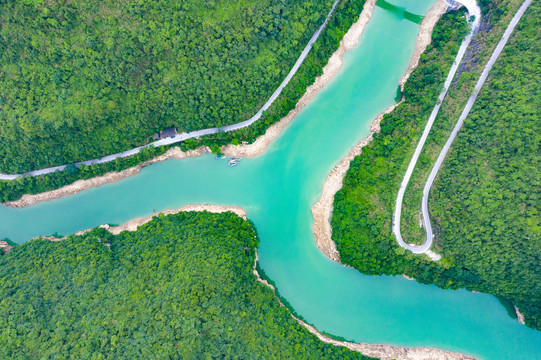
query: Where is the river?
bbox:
[1,1,540,358]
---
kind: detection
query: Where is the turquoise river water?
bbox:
[1,1,540,358]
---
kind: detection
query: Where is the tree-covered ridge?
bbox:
[0,0,329,173]
[331,9,468,280]
[430,0,541,329]
[331,1,541,330]
[0,211,374,359]
[398,0,525,244]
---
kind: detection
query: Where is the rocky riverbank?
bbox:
[34,202,477,360]
[35,204,246,242]
[5,147,211,208]
[311,0,448,260]
[0,241,13,254]
[222,0,378,158]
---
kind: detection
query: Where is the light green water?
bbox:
[1,1,540,358]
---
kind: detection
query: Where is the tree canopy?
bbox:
[0,211,374,359]
[0,0,329,173]
[331,0,541,330]
[0,0,370,203]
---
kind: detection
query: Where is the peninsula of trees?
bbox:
[0,211,374,359]
[331,0,540,329]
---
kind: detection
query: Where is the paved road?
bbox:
[0,1,340,180]
[393,0,532,256]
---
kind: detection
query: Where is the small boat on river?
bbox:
[228,157,242,167]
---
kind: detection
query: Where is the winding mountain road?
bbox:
[393,0,532,258]
[0,0,340,180]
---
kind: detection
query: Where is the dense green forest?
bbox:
[331,1,541,330]
[0,0,368,203]
[0,0,329,173]
[429,0,540,328]
[399,0,525,243]
[0,211,374,359]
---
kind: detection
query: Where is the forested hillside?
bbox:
[398,0,524,243]
[0,0,369,203]
[0,211,373,359]
[331,1,541,330]
[0,0,328,173]
[429,0,540,328]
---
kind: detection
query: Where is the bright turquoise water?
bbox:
[1,1,540,358]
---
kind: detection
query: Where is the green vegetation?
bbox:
[0,0,368,203]
[331,9,469,281]
[0,0,329,173]
[430,1,541,329]
[179,0,369,150]
[0,211,374,359]
[400,0,525,244]
[331,1,541,330]
[1,238,17,247]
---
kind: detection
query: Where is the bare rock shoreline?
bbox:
[35,202,476,360]
[252,234,476,360]
[222,0,379,158]
[0,240,13,254]
[295,318,476,360]
[5,146,212,208]
[4,0,447,212]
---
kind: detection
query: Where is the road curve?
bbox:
[0,1,340,180]
[393,0,532,256]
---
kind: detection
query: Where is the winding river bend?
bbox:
[1,1,540,358]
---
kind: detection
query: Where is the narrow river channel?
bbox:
[1,1,539,358]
